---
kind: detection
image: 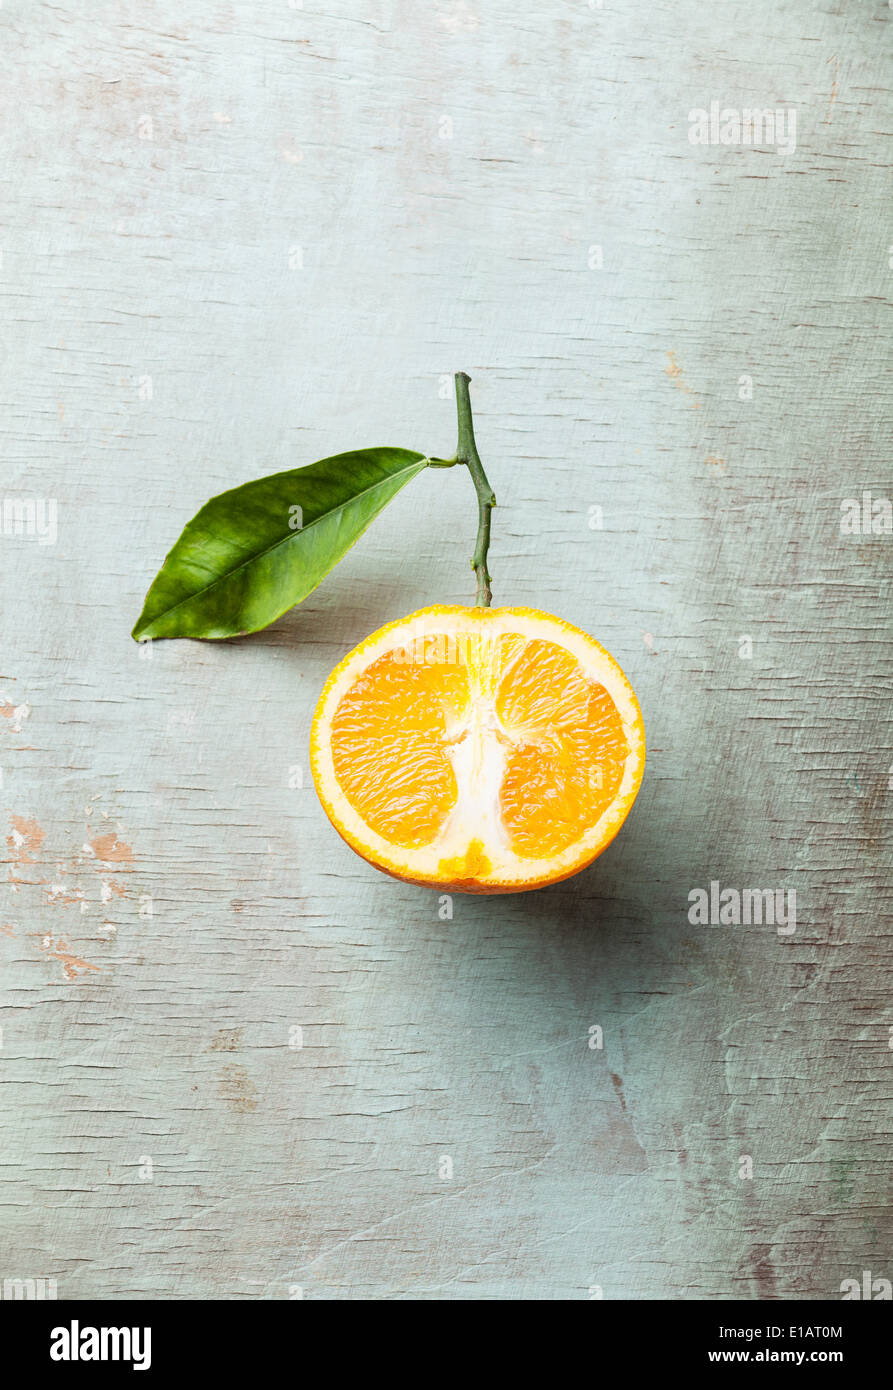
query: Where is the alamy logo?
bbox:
[840,1270,891,1300]
[839,491,892,535]
[1,1276,57,1299]
[688,882,796,935]
[50,1320,152,1371]
[0,497,57,545]
[392,633,508,667]
[688,102,797,155]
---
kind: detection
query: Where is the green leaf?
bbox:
[132,447,427,641]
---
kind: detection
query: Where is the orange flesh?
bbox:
[330,644,468,848]
[496,640,629,856]
[329,634,630,858]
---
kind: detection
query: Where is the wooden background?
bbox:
[1,0,890,1300]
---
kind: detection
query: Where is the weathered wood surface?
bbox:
[1,1,891,1300]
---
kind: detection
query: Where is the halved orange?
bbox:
[310,606,645,893]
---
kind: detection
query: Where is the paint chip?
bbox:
[0,693,31,733]
[89,834,134,864]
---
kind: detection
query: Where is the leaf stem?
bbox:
[452,371,496,607]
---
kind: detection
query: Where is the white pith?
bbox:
[310,607,646,888]
[437,687,515,861]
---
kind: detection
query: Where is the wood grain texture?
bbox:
[1,0,891,1300]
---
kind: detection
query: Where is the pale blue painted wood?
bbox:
[0,0,890,1300]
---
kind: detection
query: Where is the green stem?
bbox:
[453,372,496,607]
